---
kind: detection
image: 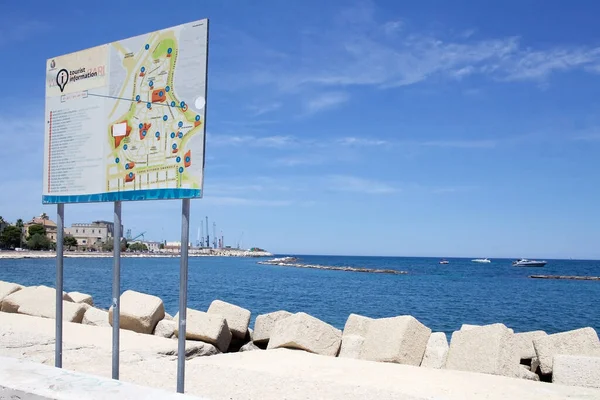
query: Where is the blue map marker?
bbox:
[155,131,160,138]
[178,121,183,127]
[163,115,168,121]
[166,86,170,92]
[179,167,184,173]
[145,44,150,50]
[123,144,128,150]
[115,158,120,164]
[170,132,176,139]
[176,156,181,163]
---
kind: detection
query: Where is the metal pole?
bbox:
[55,203,64,368]
[112,201,122,380]
[177,198,190,393]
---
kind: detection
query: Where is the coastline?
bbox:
[0,249,273,259]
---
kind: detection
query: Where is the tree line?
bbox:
[0,215,148,252]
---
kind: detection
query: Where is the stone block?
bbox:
[517,365,540,381]
[240,342,262,352]
[267,312,342,357]
[0,281,23,306]
[339,314,373,359]
[154,319,176,339]
[174,308,232,352]
[445,323,518,377]
[82,307,110,327]
[207,300,251,339]
[17,299,87,323]
[164,312,174,321]
[533,327,600,375]
[253,310,292,345]
[359,315,431,365]
[460,324,480,331]
[513,330,547,360]
[421,332,449,369]
[552,355,600,388]
[1,286,72,313]
[108,290,165,334]
[68,291,94,306]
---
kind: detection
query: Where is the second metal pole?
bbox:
[55,203,64,368]
[112,201,122,380]
[177,199,190,393]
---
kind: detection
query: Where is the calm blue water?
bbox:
[0,255,598,335]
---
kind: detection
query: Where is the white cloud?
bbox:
[208,134,298,148]
[419,139,497,149]
[327,175,399,194]
[337,137,390,146]
[247,102,282,116]
[383,20,404,35]
[305,92,349,114]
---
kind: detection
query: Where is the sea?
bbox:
[1,255,599,336]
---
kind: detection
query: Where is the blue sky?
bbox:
[1,0,600,259]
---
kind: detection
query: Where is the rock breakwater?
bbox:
[257,257,407,275]
[1,278,599,390]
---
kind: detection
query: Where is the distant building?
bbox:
[143,241,162,252]
[163,241,193,253]
[64,220,123,250]
[24,216,57,243]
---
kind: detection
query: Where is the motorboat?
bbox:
[512,259,546,267]
[439,259,449,264]
[472,258,491,263]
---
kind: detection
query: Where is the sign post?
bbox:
[55,203,64,368]
[44,19,209,393]
[112,201,122,379]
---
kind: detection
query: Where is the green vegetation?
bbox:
[0,226,22,249]
[128,242,148,252]
[28,224,46,237]
[64,235,78,250]
[27,233,51,250]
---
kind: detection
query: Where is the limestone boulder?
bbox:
[108,290,165,334]
[253,310,292,345]
[460,324,480,331]
[82,307,110,327]
[207,300,251,339]
[533,327,600,375]
[164,312,174,321]
[552,355,600,388]
[17,299,87,323]
[0,281,23,306]
[445,323,518,377]
[174,308,232,352]
[240,342,262,352]
[517,365,540,381]
[513,330,547,360]
[154,319,176,339]
[359,315,431,365]
[68,291,94,306]
[267,312,342,357]
[339,314,372,359]
[158,340,220,360]
[1,286,71,313]
[421,332,449,369]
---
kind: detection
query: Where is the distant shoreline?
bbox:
[0,249,273,259]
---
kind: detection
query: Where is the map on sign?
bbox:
[43,19,208,204]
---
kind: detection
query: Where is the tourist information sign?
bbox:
[44,19,209,394]
[43,19,208,204]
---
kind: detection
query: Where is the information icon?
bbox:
[56,69,69,92]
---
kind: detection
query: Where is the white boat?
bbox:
[439,259,449,264]
[512,259,546,267]
[472,258,491,263]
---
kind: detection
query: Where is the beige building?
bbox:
[23,216,57,243]
[64,220,122,249]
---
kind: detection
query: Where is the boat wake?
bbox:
[257,257,407,275]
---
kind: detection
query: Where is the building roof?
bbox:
[25,217,57,228]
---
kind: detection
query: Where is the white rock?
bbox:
[267,312,342,357]
[17,299,87,323]
[174,308,232,352]
[82,307,110,327]
[164,312,174,321]
[240,342,262,352]
[68,291,94,306]
[517,365,540,381]
[445,323,518,377]
[533,327,600,375]
[421,332,449,369]
[460,324,480,331]
[339,314,372,359]
[108,290,165,334]
[1,286,71,313]
[0,281,23,306]
[530,356,540,373]
[552,355,600,388]
[513,330,547,360]
[359,315,431,366]
[207,300,251,339]
[253,310,292,345]
[154,319,176,338]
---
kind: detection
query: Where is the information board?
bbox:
[43,19,208,203]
